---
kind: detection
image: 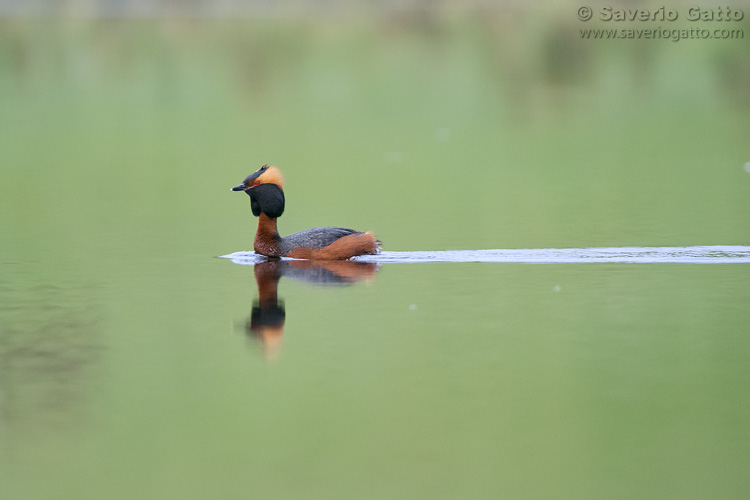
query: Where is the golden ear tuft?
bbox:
[259,166,284,188]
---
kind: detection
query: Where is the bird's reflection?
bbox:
[244,259,378,359]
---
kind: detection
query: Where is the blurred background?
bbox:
[1,1,749,499]
[1,0,748,256]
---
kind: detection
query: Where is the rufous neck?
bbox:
[257,213,280,239]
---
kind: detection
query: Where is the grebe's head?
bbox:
[232,165,285,218]
[231,165,284,192]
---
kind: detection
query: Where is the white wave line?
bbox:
[220,246,750,265]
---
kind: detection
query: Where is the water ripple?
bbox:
[221,246,750,265]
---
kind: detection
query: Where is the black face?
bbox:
[231,165,270,192]
[248,183,285,218]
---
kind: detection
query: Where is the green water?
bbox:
[1,11,750,500]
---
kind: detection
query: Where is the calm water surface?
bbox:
[2,249,749,500]
[2,12,750,500]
